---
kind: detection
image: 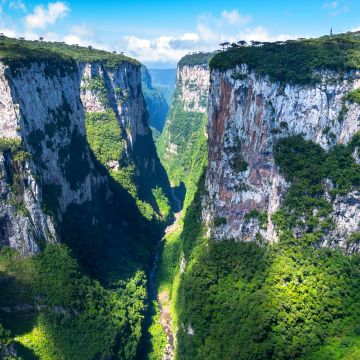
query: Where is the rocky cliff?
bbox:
[157,53,212,190]
[0,60,89,254]
[0,38,172,255]
[79,60,173,208]
[204,38,360,251]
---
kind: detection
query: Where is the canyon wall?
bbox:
[203,64,360,250]
[0,51,171,254]
[157,57,211,189]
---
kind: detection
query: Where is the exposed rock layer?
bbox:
[204,65,360,249]
[0,57,170,254]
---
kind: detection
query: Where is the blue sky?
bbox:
[0,0,359,68]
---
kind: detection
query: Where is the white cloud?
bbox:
[63,33,109,50]
[221,10,251,26]
[25,2,69,29]
[0,27,17,37]
[116,19,294,66]
[0,6,296,67]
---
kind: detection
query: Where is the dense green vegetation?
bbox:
[139,105,208,359]
[85,110,126,165]
[85,110,171,222]
[178,52,214,68]
[0,35,138,74]
[176,237,360,360]
[273,133,360,245]
[0,138,21,152]
[211,31,360,84]
[157,103,207,188]
[346,88,360,104]
[173,130,360,359]
[0,245,147,360]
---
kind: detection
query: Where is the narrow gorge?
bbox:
[1,31,360,360]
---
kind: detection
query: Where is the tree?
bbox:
[237,40,247,46]
[219,42,230,51]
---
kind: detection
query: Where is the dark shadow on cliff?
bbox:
[133,133,178,215]
[179,170,206,258]
[60,148,160,285]
[15,342,39,360]
[171,181,186,211]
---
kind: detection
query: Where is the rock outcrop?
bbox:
[157,55,211,188]
[203,64,360,252]
[204,65,360,249]
[0,46,172,254]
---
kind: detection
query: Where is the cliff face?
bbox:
[204,64,360,250]
[0,53,171,254]
[81,61,149,143]
[157,59,210,188]
[80,61,173,206]
[0,61,90,254]
[179,65,209,113]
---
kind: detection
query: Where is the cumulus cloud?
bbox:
[221,10,251,26]
[0,27,17,37]
[115,10,294,65]
[0,5,295,67]
[25,2,69,29]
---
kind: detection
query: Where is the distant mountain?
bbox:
[148,68,176,89]
[141,66,175,132]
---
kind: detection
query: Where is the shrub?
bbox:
[82,76,109,106]
[0,138,21,152]
[231,153,248,173]
[213,217,227,227]
[244,209,268,229]
[346,88,360,104]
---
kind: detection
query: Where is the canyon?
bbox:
[1,32,360,360]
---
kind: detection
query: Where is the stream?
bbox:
[148,211,182,360]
